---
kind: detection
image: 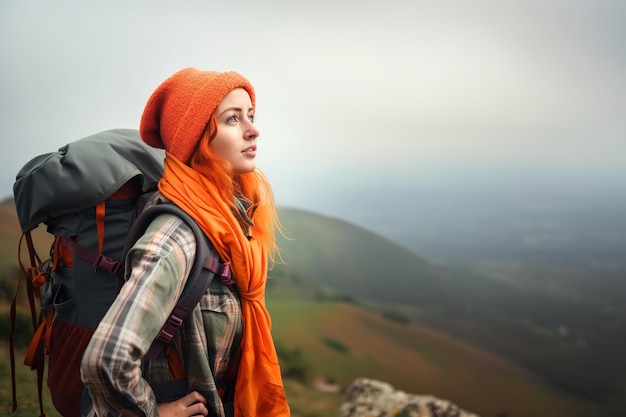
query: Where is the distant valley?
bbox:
[273,202,626,417]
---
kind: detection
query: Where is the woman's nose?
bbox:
[246,121,260,139]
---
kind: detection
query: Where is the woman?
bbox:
[81,68,290,417]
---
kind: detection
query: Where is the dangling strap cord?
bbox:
[25,232,47,417]
[11,232,47,416]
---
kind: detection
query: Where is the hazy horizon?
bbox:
[2,0,624,261]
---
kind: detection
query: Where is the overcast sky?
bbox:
[2,0,625,218]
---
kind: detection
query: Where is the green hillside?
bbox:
[273,207,563,316]
[272,206,626,416]
[274,207,461,307]
[267,296,587,417]
[1,199,622,417]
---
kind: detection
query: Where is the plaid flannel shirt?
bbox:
[81,210,243,417]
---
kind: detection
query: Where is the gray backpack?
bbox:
[10,129,229,417]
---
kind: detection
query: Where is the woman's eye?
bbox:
[227,115,238,123]
[248,114,255,123]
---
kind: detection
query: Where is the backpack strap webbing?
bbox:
[11,232,47,416]
[96,201,106,258]
[62,191,160,278]
[63,237,123,277]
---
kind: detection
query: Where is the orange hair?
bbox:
[190,115,283,265]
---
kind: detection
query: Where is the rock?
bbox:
[338,378,480,417]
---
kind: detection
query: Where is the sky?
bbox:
[1,0,625,231]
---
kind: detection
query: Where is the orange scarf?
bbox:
[158,153,289,417]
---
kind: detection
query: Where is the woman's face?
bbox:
[211,88,259,175]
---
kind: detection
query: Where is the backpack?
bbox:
[10,128,230,417]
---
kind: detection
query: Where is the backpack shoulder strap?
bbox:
[120,202,231,360]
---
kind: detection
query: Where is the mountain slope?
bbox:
[2,199,623,416]
[267,297,588,417]
[275,207,459,307]
[0,198,51,272]
[272,206,626,416]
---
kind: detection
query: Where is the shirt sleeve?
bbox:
[80,213,196,417]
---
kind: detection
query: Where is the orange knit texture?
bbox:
[139,67,256,164]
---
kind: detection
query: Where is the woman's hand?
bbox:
[157,391,208,417]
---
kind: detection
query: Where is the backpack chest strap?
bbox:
[62,237,123,277]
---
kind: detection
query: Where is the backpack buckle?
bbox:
[220,262,235,285]
[93,253,122,276]
[157,312,185,344]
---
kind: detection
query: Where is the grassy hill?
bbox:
[0,198,51,272]
[272,206,626,416]
[267,296,586,417]
[0,198,622,417]
[273,207,455,307]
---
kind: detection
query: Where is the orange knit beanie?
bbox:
[140,67,256,164]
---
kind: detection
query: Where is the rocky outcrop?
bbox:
[339,378,480,417]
